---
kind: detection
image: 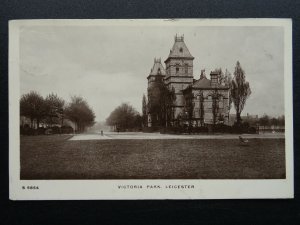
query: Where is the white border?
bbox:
[9,19,294,200]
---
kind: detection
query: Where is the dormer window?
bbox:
[179,47,183,53]
[157,68,161,74]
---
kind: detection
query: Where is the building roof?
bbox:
[192,76,230,89]
[192,77,212,88]
[149,58,166,76]
[165,35,194,61]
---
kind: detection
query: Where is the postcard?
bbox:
[9,19,293,199]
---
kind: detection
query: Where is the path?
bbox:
[69,131,285,141]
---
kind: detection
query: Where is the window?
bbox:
[179,47,183,53]
[184,64,188,75]
[176,67,179,73]
[219,101,223,109]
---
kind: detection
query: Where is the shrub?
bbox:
[37,127,46,135]
[248,127,257,134]
[213,124,232,133]
[51,126,60,134]
[61,125,74,134]
[20,125,35,135]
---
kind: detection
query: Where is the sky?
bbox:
[19,23,285,122]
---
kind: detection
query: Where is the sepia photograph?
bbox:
[9,19,293,199]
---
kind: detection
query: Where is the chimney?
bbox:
[174,34,184,42]
[210,71,219,87]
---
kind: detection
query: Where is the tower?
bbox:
[147,58,166,127]
[164,35,194,119]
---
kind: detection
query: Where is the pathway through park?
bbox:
[69,131,285,141]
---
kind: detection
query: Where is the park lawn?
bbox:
[20,135,285,179]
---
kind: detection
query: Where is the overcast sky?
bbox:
[20,24,284,122]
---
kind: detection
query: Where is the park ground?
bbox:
[20,132,286,179]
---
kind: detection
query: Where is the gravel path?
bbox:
[69,132,285,141]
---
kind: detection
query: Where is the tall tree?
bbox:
[184,87,194,127]
[142,94,147,127]
[211,90,222,126]
[199,91,204,127]
[65,96,95,132]
[231,61,251,125]
[224,69,233,111]
[161,86,176,127]
[45,93,65,127]
[20,91,46,128]
[147,77,175,127]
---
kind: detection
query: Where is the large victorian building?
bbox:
[147,35,230,127]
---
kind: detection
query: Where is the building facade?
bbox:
[147,35,230,127]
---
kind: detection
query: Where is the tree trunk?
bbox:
[236,112,241,125]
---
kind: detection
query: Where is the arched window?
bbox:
[176,67,179,74]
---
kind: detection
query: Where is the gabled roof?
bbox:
[192,76,230,89]
[192,77,212,88]
[165,35,194,61]
[149,58,166,76]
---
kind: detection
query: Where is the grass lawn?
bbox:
[20,135,285,179]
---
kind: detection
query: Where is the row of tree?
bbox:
[20,91,95,133]
[258,114,285,129]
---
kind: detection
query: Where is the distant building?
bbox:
[147,35,230,127]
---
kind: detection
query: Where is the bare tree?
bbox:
[231,61,251,125]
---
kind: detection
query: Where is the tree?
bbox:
[65,96,95,132]
[199,91,204,127]
[270,117,279,128]
[161,86,176,127]
[142,94,147,127]
[45,93,65,127]
[184,87,194,127]
[20,91,46,128]
[147,77,175,127]
[211,90,223,126]
[231,61,251,125]
[278,115,285,127]
[224,69,233,112]
[259,114,270,132]
[106,103,141,131]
